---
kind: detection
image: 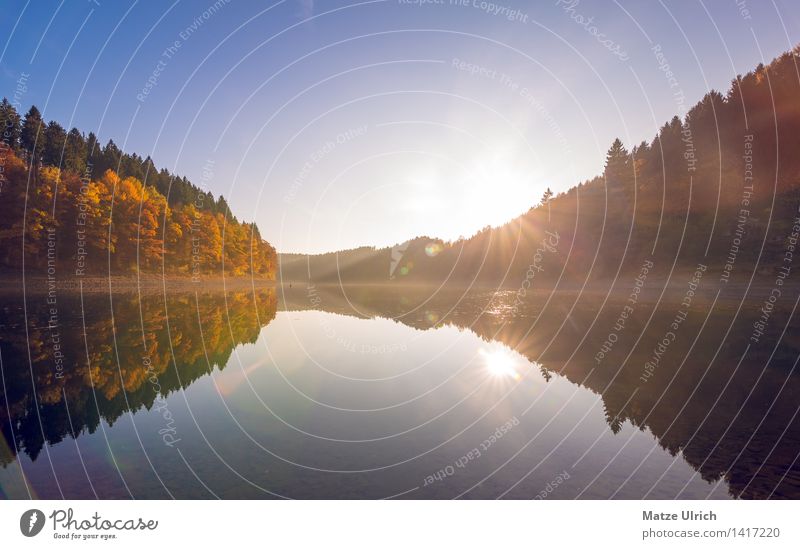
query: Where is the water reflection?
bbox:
[481,348,522,381]
[0,290,276,467]
[279,284,800,499]
[0,284,797,499]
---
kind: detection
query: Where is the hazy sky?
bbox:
[2,0,799,253]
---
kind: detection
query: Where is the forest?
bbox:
[280,46,800,290]
[0,103,276,279]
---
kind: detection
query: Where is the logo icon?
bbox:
[20,509,45,537]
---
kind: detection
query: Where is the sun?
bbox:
[480,348,521,380]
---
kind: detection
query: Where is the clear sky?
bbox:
[2,0,799,253]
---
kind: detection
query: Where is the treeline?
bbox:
[0,102,276,278]
[281,45,800,289]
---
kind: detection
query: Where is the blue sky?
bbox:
[2,0,799,253]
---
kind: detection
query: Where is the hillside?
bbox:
[0,103,276,279]
[280,46,800,291]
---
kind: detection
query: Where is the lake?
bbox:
[1,284,798,499]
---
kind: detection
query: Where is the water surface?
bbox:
[1,285,798,499]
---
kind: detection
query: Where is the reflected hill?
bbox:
[280,283,800,499]
[0,289,277,466]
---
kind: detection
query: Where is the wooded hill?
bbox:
[0,103,276,279]
[281,46,800,290]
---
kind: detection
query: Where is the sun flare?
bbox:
[480,348,522,380]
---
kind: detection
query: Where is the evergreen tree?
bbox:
[20,105,45,164]
[42,120,67,167]
[86,131,99,157]
[0,98,21,151]
[603,138,629,186]
[101,139,122,174]
[64,128,87,173]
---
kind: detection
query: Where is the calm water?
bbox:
[1,285,798,499]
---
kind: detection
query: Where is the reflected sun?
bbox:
[480,348,521,380]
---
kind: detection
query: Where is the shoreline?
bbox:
[2,275,278,294]
[5,275,798,306]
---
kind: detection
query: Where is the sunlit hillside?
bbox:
[281,47,800,290]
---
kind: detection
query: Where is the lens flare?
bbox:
[425,242,443,257]
[480,348,521,380]
[425,311,440,324]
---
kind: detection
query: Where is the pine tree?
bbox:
[604,138,629,187]
[0,98,21,151]
[42,120,67,166]
[64,128,87,173]
[20,106,45,164]
[99,139,121,174]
